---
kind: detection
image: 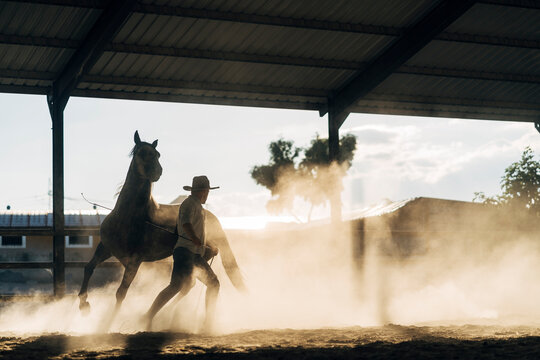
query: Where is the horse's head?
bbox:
[131,130,163,182]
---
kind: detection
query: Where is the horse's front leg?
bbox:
[78,242,112,314]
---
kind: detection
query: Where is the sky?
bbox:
[2,92,540,223]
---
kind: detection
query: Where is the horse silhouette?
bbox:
[77,131,245,321]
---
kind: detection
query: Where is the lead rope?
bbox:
[82,193,193,240]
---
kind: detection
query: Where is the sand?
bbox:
[2,325,540,359]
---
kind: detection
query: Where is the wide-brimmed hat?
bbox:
[183,175,219,191]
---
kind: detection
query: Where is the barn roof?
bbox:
[0,0,539,122]
[0,210,107,228]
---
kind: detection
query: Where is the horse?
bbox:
[77,131,245,321]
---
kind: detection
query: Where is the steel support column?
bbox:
[45,0,135,297]
[328,108,348,223]
[49,90,65,297]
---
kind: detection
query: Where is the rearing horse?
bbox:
[78,131,244,318]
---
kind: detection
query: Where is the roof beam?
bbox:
[70,88,324,111]
[4,68,540,104]
[81,74,327,97]
[48,0,136,110]
[325,0,476,126]
[2,23,539,52]
[133,4,401,35]
[14,0,540,32]
[435,33,540,49]
[0,71,327,98]
[397,65,540,84]
[479,0,540,9]
[2,82,536,112]
[107,43,363,69]
[362,93,540,111]
[3,64,540,88]
[2,34,539,75]
[10,0,402,35]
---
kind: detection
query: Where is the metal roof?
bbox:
[0,0,539,122]
[0,210,107,228]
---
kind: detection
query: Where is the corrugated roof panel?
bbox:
[10,213,28,227]
[81,214,100,227]
[0,1,538,123]
[0,78,49,89]
[0,211,108,228]
[0,45,72,74]
[131,16,392,62]
[28,212,48,227]
[94,52,134,76]
[155,0,434,27]
[0,214,11,227]
[372,73,540,105]
[0,2,100,40]
[407,41,540,76]
[126,14,165,45]
[47,48,76,73]
[352,98,540,123]
[65,213,80,227]
[448,3,540,39]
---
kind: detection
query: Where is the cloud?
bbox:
[340,119,540,208]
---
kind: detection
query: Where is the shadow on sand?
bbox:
[2,328,540,359]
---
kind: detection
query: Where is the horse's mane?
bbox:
[115,141,157,198]
[114,145,138,198]
[129,144,139,157]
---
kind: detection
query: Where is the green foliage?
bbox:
[250,139,300,213]
[299,134,357,208]
[474,146,540,216]
[250,138,300,194]
[250,134,357,218]
[302,133,357,168]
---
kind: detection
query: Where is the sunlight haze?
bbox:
[2,93,539,225]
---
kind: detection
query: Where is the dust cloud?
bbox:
[2,168,540,336]
[358,200,540,327]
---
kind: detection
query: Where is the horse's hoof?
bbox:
[79,301,91,316]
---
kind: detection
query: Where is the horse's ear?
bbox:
[134,131,141,145]
[151,139,158,148]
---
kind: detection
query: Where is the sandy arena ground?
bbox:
[2,325,540,359]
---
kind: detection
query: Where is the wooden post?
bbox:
[49,92,65,297]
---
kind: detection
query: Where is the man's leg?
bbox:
[194,256,220,331]
[145,248,193,329]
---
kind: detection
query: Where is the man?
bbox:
[145,175,220,331]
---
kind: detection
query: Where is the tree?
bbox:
[299,134,357,220]
[474,146,540,216]
[250,134,357,221]
[250,139,301,217]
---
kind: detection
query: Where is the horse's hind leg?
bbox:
[78,242,112,314]
[114,260,141,312]
[97,261,141,333]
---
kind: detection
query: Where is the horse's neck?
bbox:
[115,162,156,217]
